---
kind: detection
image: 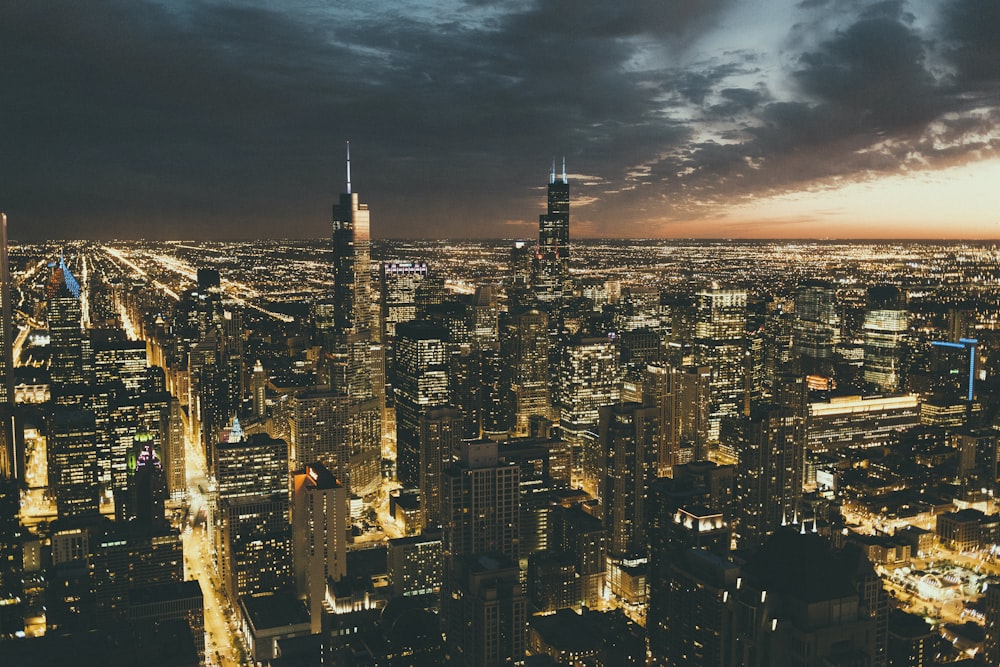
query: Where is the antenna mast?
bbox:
[346,140,352,194]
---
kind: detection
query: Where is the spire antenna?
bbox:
[550,159,555,185]
[562,156,567,184]
[346,140,352,194]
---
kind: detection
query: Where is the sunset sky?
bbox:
[1,0,998,240]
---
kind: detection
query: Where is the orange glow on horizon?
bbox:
[581,157,1000,239]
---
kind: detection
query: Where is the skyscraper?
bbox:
[557,333,621,492]
[793,279,840,375]
[47,256,87,388]
[442,439,524,666]
[332,144,373,339]
[394,320,450,490]
[694,283,747,445]
[600,402,659,560]
[0,214,13,406]
[48,406,100,518]
[0,214,17,481]
[501,306,551,436]
[214,432,292,600]
[728,404,804,549]
[863,284,907,392]
[326,143,382,496]
[535,160,570,304]
[380,261,428,344]
[292,462,347,634]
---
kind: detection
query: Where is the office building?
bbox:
[651,548,740,667]
[534,159,570,305]
[863,284,907,392]
[288,389,350,475]
[387,531,443,598]
[806,393,920,453]
[48,406,100,518]
[733,529,886,666]
[325,148,382,497]
[450,553,526,667]
[550,504,607,609]
[394,320,450,489]
[729,405,803,549]
[47,256,87,388]
[293,462,347,634]
[793,279,840,376]
[214,431,292,600]
[600,402,658,560]
[557,333,621,492]
[501,306,551,436]
[380,261,428,343]
[694,283,747,444]
[92,339,148,392]
[441,439,520,565]
[419,406,463,527]
[440,440,523,666]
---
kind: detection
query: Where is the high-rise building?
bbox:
[394,320,450,489]
[214,432,292,600]
[380,261,428,344]
[0,214,18,482]
[652,548,740,667]
[0,478,24,638]
[388,531,443,598]
[250,359,267,419]
[450,553,526,667]
[0,214,13,407]
[734,530,886,666]
[534,160,570,305]
[442,439,524,666]
[639,363,711,474]
[557,333,621,492]
[47,256,87,388]
[501,306,551,436]
[292,462,347,634]
[551,504,607,609]
[116,432,168,527]
[442,439,521,565]
[863,284,907,392]
[694,283,747,444]
[92,339,148,392]
[331,144,373,339]
[728,405,804,549]
[600,402,658,560]
[48,406,100,518]
[419,406,463,528]
[793,279,840,375]
[288,389,350,475]
[325,146,382,497]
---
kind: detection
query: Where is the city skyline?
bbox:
[2,1,999,241]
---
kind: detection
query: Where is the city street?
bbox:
[183,421,248,667]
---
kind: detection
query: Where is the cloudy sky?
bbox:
[1,0,998,240]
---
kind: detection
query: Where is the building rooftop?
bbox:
[129,579,203,606]
[241,591,310,631]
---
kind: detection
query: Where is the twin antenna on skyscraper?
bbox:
[550,157,567,185]
[346,140,352,194]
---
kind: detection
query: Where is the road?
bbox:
[183,419,249,667]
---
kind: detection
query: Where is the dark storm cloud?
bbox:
[616,0,1000,229]
[941,0,1000,86]
[1,0,998,239]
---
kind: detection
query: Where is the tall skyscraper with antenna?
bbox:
[0,214,17,481]
[324,143,381,496]
[535,159,570,304]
